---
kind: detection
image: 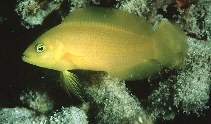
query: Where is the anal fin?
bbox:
[109,59,161,80]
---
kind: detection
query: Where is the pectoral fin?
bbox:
[60,71,84,101]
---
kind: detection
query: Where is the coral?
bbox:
[116,0,173,23]
[84,73,153,124]
[203,1,211,40]
[0,107,48,123]
[15,0,63,28]
[116,0,149,17]
[69,0,104,11]
[1,90,88,123]
[20,90,54,114]
[173,38,211,114]
[0,73,152,124]
[49,107,88,124]
[0,106,88,124]
[173,0,211,40]
[147,80,176,120]
[69,0,89,11]
[147,37,211,120]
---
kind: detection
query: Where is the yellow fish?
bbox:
[22,8,187,98]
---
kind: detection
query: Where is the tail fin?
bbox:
[152,19,188,68]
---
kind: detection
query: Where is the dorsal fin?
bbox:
[62,7,152,34]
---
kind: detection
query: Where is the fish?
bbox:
[22,7,187,99]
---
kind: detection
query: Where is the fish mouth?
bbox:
[22,54,30,62]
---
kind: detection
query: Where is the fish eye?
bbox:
[36,43,45,53]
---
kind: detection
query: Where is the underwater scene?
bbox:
[0,0,211,124]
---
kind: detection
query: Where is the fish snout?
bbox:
[22,53,30,62]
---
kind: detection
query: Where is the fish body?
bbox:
[22,8,187,80]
